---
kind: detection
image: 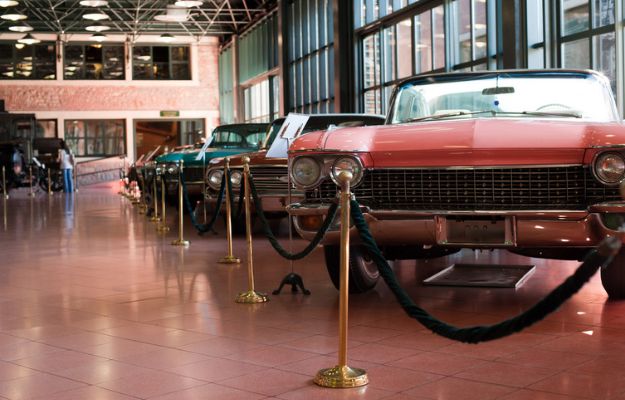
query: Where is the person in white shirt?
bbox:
[58,141,74,193]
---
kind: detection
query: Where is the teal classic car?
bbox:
[155,123,269,203]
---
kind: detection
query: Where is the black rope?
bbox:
[350,199,620,343]
[248,173,339,260]
[180,172,226,235]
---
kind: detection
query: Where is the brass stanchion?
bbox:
[235,156,268,304]
[28,166,35,197]
[150,172,161,222]
[218,157,240,264]
[2,166,8,200]
[157,173,170,233]
[74,167,79,193]
[314,171,368,388]
[47,168,52,196]
[171,160,189,246]
[138,174,148,214]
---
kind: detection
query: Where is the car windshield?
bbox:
[210,125,268,150]
[390,72,618,124]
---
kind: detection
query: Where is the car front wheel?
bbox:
[601,248,625,299]
[324,245,381,293]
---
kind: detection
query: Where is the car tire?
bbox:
[324,245,381,293]
[601,248,625,299]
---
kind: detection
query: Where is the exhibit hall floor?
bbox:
[1,187,625,399]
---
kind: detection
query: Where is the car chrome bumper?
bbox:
[205,192,304,214]
[287,202,625,247]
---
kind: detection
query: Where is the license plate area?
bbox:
[441,217,513,245]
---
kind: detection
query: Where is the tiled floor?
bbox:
[2,186,625,399]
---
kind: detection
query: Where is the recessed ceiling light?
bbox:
[17,33,40,45]
[85,22,110,32]
[8,21,32,32]
[90,32,107,42]
[79,0,108,6]
[0,1,19,7]
[175,0,202,6]
[159,33,175,43]
[83,12,109,21]
[1,12,26,21]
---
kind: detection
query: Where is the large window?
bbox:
[64,44,124,80]
[360,4,446,114]
[36,120,57,138]
[132,46,190,80]
[0,42,56,80]
[288,0,334,113]
[559,0,615,92]
[64,119,125,157]
[450,0,489,70]
[243,77,280,123]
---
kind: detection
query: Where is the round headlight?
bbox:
[595,152,625,185]
[331,157,363,187]
[207,169,223,190]
[291,157,322,188]
[166,163,178,175]
[230,170,243,187]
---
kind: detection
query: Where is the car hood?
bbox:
[156,148,251,165]
[290,118,625,167]
[209,150,287,169]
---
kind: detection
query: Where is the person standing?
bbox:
[58,141,74,193]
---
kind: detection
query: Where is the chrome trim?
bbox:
[592,144,625,148]
[362,163,583,170]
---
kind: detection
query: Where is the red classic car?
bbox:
[288,69,625,297]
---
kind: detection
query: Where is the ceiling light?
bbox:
[14,43,24,49]
[90,32,107,42]
[85,22,110,32]
[79,0,108,6]
[154,5,189,22]
[8,21,32,32]
[159,33,175,43]
[83,12,109,20]
[17,33,40,45]
[175,0,202,6]
[1,12,26,21]
[0,1,18,7]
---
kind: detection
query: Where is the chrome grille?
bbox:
[249,166,301,195]
[183,166,204,183]
[305,166,621,210]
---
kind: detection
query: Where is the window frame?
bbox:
[63,43,126,80]
[64,119,126,157]
[131,45,191,80]
[0,41,56,80]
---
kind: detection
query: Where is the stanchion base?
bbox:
[235,290,269,304]
[314,365,368,388]
[28,192,35,197]
[150,216,161,223]
[171,239,190,246]
[272,272,311,295]
[157,225,170,233]
[218,256,241,264]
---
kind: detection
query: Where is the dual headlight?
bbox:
[206,168,243,190]
[164,163,179,175]
[291,156,363,189]
[594,152,625,185]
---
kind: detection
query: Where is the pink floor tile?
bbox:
[148,382,265,400]
[97,369,204,398]
[388,351,487,375]
[167,357,265,382]
[403,376,516,400]
[455,361,558,388]
[219,368,311,396]
[0,372,86,400]
[32,385,138,400]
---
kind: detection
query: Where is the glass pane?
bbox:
[397,19,412,78]
[593,0,614,27]
[171,63,190,80]
[383,26,396,83]
[153,63,170,79]
[593,32,616,93]
[364,89,381,114]
[133,46,151,79]
[415,10,432,73]
[433,5,445,70]
[474,0,487,59]
[103,46,124,79]
[562,38,590,68]
[171,46,189,62]
[363,33,380,88]
[153,46,169,63]
[455,0,471,64]
[0,44,12,62]
[33,64,55,80]
[36,120,57,138]
[64,45,84,79]
[562,0,589,35]
[35,44,55,64]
